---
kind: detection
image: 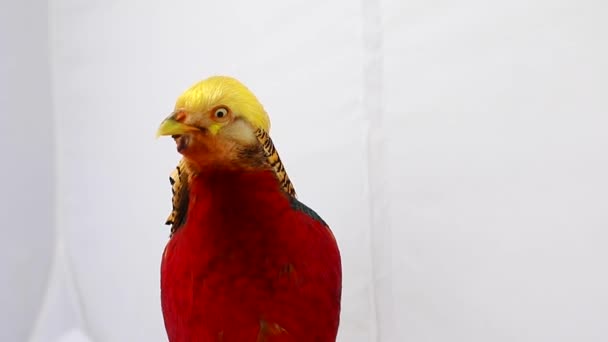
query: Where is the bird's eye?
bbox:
[214,107,229,119]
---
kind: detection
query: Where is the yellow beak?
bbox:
[156,114,200,138]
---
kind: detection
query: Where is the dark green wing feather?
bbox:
[289,196,328,227]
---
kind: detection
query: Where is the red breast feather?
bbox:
[161,169,342,341]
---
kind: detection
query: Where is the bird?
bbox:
[156,76,342,341]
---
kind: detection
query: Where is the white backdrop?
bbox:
[2,0,607,341]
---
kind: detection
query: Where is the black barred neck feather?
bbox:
[254,128,296,197]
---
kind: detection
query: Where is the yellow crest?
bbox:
[175,76,271,132]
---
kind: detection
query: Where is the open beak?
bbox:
[156,113,200,138]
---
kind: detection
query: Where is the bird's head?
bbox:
[157,76,271,170]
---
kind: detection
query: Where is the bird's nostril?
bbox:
[174,111,186,122]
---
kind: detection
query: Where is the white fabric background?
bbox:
[1,0,607,341]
